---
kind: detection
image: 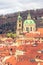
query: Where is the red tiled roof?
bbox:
[25,32,43,38]
[40,62,43,65]
[25,33,40,38]
[17,60,37,65]
[5,38,13,42]
[6,56,17,65]
[37,28,43,33]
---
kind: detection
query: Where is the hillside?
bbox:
[0,9,43,34]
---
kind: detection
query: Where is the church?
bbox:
[16,12,43,43]
[16,12,36,35]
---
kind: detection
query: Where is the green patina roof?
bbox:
[18,15,22,20]
[24,20,35,25]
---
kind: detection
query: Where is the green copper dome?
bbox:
[24,20,35,25]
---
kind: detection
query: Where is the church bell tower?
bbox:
[16,13,22,35]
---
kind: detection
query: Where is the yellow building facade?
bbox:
[16,14,22,35]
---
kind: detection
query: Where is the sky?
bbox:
[0,0,43,15]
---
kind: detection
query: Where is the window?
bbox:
[26,27,29,32]
[19,24,21,27]
[19,20,21,22]
[30,27,32,31]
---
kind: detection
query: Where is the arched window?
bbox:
[30,27,32,31]
[19,24,21,27]
[26,27,29,32]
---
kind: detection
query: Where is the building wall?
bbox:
[16,20,22,35]
[23,24,36,32]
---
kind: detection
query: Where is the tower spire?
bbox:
[18,12,22,21]
[18,12,20,16]
[27,11,31,20]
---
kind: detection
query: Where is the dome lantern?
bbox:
[27,11,31,20]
